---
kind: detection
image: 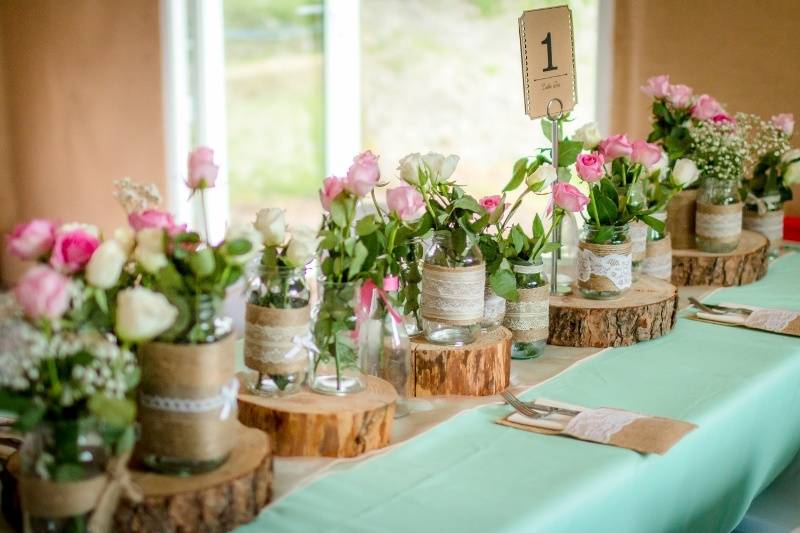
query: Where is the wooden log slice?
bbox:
[549,276,678,348]
[410,327,512,397]
[237,375,396,458]
[671,229,768,287]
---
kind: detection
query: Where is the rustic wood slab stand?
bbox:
[670,230,768,287]
[410,327,512,397]
[237,375,396,458]
[548,276,678,348]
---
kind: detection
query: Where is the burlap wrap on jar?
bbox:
[577,241,633,293]
[421,263,485,326]
[743,209,783,253]
[666,189,698,249]
[695,201,743,249]
[137,334,237,463]
[642,234,673,281]
[630,221,648,263]
[244,303,310,375]
[503,284,550,343]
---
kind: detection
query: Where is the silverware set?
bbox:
[688,297,753,316]
[500,389,581,419]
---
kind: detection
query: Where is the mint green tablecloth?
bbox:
[241,253,800,533]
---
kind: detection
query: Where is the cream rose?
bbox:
[670,158,700,188]
[115,287,178,343]
[134,228,168,274]
[113,226,136,255]
[285,225,318,267]
[781,148,800,163]
[573,122,603,149]
[86,240,128,289]
[526,163,557,187]
[421,152,459,182]
[254,208,286,246]
[398,153,422,185]
[784,161,800,186]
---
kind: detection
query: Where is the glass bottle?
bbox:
[310,280,366,395]
[624,182,648,280]
[421,231,484,346]
[481,282,506,332]
[246,265,311,396]
[577,223,632,300]
[398,238,424,336]
[695,177,742,253]
[20,418,108,533]
[187,293,231,344]
[506,258,549,360]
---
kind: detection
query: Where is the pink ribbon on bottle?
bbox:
[353,276,404,339]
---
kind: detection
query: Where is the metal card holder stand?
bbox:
[547,97,563,296]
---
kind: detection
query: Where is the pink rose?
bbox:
[344,150,380,197]
[691,94,724,120]
[711,113,735,125]
[576,152,605,182]
[772,113,794,136]
[7,219,57,261]
[49,229,100,274]
[128,209,186,236]
[640,75,670,98]
[667,84,693,108]
[552,182,589,213]
[597,134,633,160]
[631,140,663,168]
[478,195,502,214]
[187,146,219,190]
[319,176,346,211]
[15,265,71,320]
[386,186,425,221]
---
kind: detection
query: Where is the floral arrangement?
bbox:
[740,113,798,202]
[687,119,746,182]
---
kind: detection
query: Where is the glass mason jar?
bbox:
[695,177,743,253]
[421,231,485,346]
[744,191,783,259]
[622,182,647,280]
[481,283,506,331]
[186,293,232,343]
[641,208,673,280]
[20,418,108,533]
[246,265,311,396]
[577,223,632,300]
[398,238,425,337]
[505,259,549,360]
[310,280,366,395]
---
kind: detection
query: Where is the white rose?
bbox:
[421,152,459,182]
[781,148,800,163]
[86,240,127,289]
[439,154,460,181]
[115,287,178,343]
[784,161,800,186]
[398,153,422,185]
[573,122,602,149]
[58,222,101,238]
[526,163,557,187]
[254,208,286,246]
[113,226,136,255]
[285,225,318,267]
[670,158,700,188]
[134,228,167,274]
[224,222,261,265]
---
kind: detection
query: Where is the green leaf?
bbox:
[189,247,216,277]
[639,214,666,234]
[541,118,553,141]
[93,289,109,314]
[490,268,518,302]
[348,241,368,278]
[532,214,545,239]
[89,394,136,427]
[330,198,347,228]
[356,215,378,236]
[452,196,482,213]
[540,241,561,254]
[510,225,525,254]
[557,139,583,168]
[504,158,530,192]
[115,425,136,455]
[14,402,46,432]
[557,167,572,183]
[225,238,252,256]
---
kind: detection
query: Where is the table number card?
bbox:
[518,5,577,119]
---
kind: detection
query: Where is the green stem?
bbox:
[200,188,211,243]
[371,189,387,222]
[588,186,602,227]
[500,188,531,231]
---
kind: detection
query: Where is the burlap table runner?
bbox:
[577,241,632,293]
[137,335,237,462]
[421,263,485,326]
[695,201,743,249]
[642,234,673,281]
[503,285,550,342]
[743,209,783,252]
[667,189,698,249]
[244,303,310,374]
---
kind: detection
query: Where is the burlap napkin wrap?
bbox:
[641,234,673,281]
[500,407,697,455]
[244,303,310,374]
[137,335,236,462]
[695,306,800,337]
[743,209,783,251]
[421,263,485,326]
[577,241,632,292]
[20,452,142,533]
[503,285,550,343]
[630,221,648,262]
[695,201,743,248]
[667,189,698,249]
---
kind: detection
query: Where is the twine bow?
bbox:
[219,378,240,420]
[87,452,142,533]
[745,192,768,215]
[353,277,404,340]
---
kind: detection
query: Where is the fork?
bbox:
[501,390,580,418]
[689,297,753,316]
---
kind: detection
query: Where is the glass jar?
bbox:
[744,191,783,259]
[623,182,648,280]
[641,209,673,280]
[20,418,108,533]
[505,259,549,360]
[421,231,484,346]
[695,177,743,253]
[186,293,232,344]
[577,223,632,300]
[398,238,424,336]
[246,265,311,396]
[481,283,506,331]
[310,280,366,395]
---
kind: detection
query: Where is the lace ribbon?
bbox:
[139,378,240,420]
[696,203,742,239]
[577,247,632,290]
[563,407,645,443]
[743,210,783,246]
[503,285,549,342]
[745,308,800,334]
[421,263,485,325]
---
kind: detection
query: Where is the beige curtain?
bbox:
[0,0,166,284]
[611,0,800,215]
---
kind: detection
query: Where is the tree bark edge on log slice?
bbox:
[410,327,512,397]
[237,375,396,458]
[549,276,678,348]
[671,230,769,287]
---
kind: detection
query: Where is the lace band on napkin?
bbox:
[745,308,800,336]
[562,408,645,443]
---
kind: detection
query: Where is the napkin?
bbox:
[694,302,800,337]
[498,398,697,455]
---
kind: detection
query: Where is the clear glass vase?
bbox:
[577,223,632,300]
[246,265,311,396]
[695,176,743,253]
[641,208,673,280]
[622,182,647,280]
[505,259,549,360]
[744,191,783,259]
[481,283,506,332]
[398,238,425,336]
[310,280,366,395]
[421,231,484,346]
[20,418,108,533]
